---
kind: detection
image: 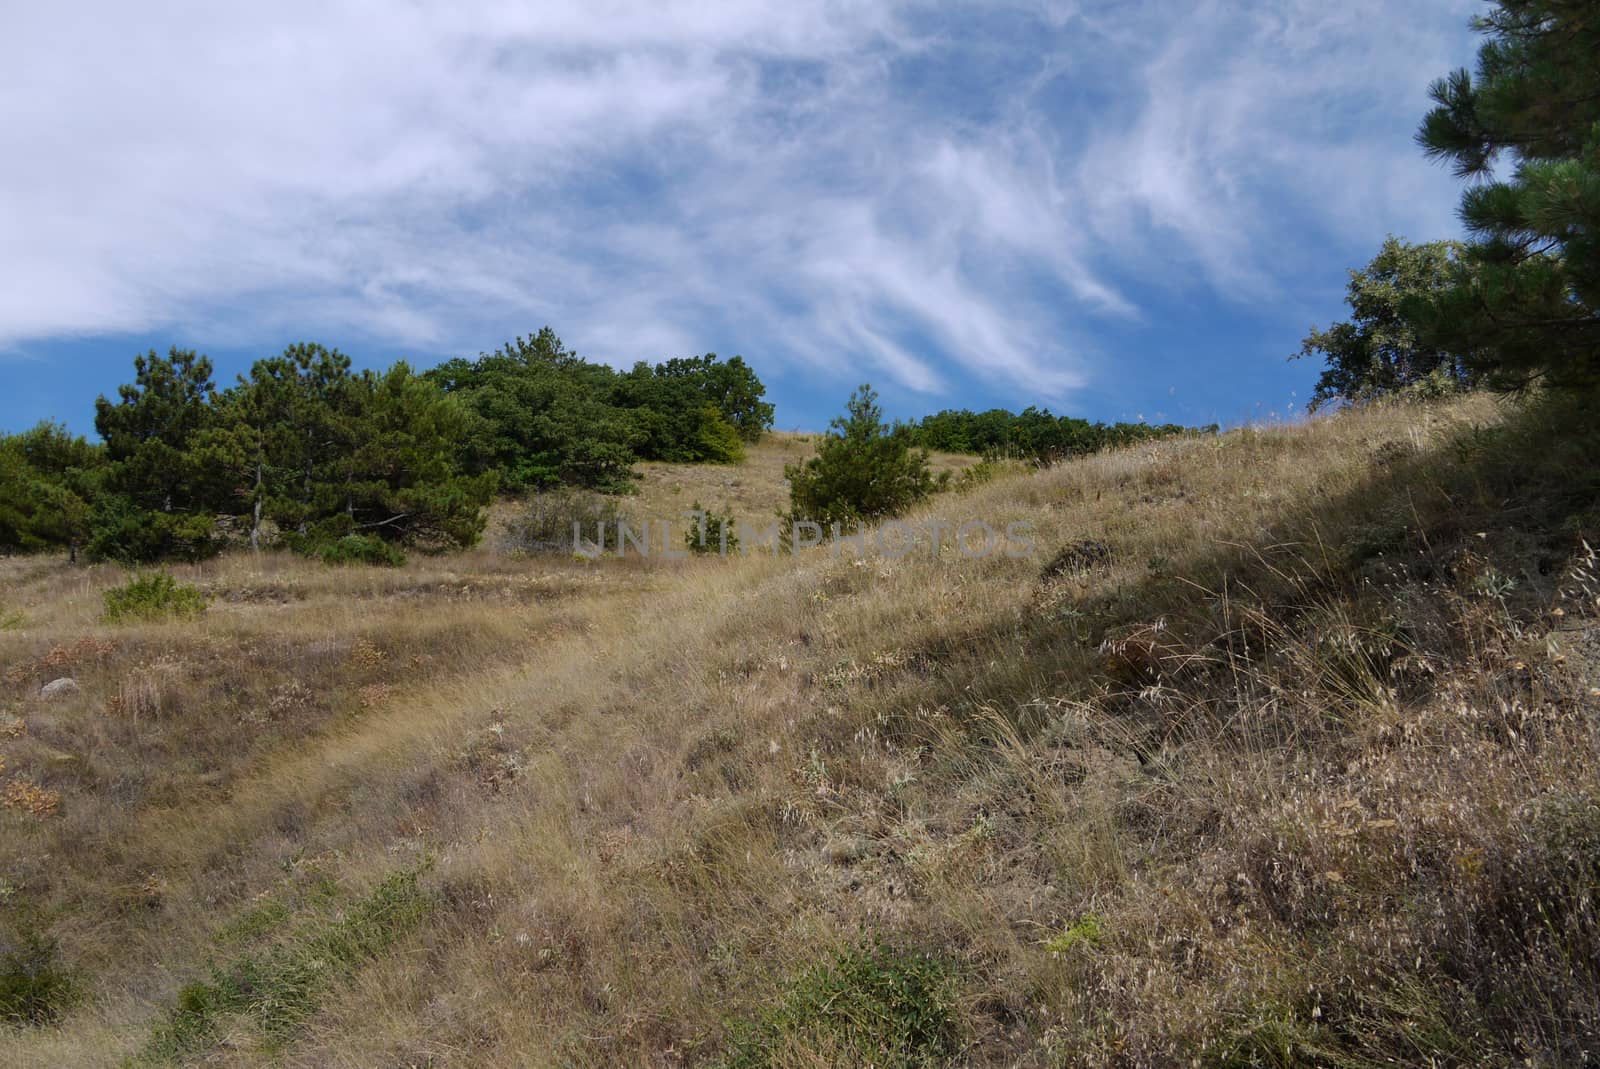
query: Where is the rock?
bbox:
[39,678,78,700]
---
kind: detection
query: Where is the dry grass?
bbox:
[1,398,1597,1067]
[631,431,818,522]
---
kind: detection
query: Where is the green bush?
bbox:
[719,940,958,1069]
[102,572,208,624]
[693,405,747,464]
[86,496,221,564]
[787,385,945,530]
[289,533,407,567]
[912,406,1201,463]
[0,931,76,1027]
[951,458,1028,493]
[685,502,740,556]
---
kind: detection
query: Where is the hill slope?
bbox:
[1,396,1597,1066]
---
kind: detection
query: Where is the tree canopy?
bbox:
[909,407,1202,463]
[90,348,227,562]
[1295,237,1475,409]
[5,331,776,563]
[0,422,101,559]
[1414,0,1600,390]
[425,331,774,490]
[71,344,499,562]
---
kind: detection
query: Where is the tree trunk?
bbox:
[250,454,263,553]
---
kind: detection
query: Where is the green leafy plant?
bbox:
[1041,913,1105,955]
[1294,237,1474,410]
[693,405,747,464]
[102,572,208,624]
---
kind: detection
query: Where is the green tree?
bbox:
[693,404,746,464]
[786,385,943,529]
[226,343,357,544]
[315,363,495,550]
[1295,237,1474,409]
[427,333,773,484]
[1416,0,1600,389]
[702,354,775,443]
[614,353,772,461]
[90,349,224,562]
[909,407,1198,463]
[0,423,102,560]
[426,330,641,492]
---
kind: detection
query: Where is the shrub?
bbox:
[102,572,208,624]
[787,385,945,530]
[685,502,740,556]
[1041,913,1105,955]
[289,533,406,567]
[694,405,747,464]
[86,496,221,564]
[504,487,633,554]
[0,931,76,1027]
[719,940,958,1069]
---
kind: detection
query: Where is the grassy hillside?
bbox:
[483,432,983,549]
[1,396,1597,1066]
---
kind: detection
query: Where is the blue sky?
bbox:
[1,1,1480,436]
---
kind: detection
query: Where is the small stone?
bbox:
[39,678,78,700]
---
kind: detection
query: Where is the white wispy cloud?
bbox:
[0,0,1477,402]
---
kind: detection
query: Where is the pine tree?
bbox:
[214,348,494,554]
[323,363,495,550]
[255,343,354,539]
[0,423,102,559]
[90,349,224,561]
[786,385,943,529]
[1416,0,1600,389]
[184,343,359,553]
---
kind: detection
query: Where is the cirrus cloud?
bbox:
[0,0,1478,414]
